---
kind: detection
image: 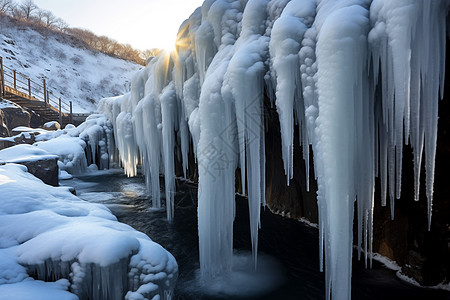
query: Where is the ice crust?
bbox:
[99,0,449,298]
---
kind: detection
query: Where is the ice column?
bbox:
[315,5,369,300]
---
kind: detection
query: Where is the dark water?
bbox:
[63,171,450,300]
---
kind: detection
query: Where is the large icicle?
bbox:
[269,0,314,185]
[369,0,448,228]
[197,45,237,278]
[224,0,269,268]
[315,4,369,299]
[161,82,177,221]
[196,0,244,278]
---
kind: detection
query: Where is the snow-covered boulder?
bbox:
[42,121,61,131]
[0,144,59,186]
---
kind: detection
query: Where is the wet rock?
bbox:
[1,106,31,133]
[42,121,61,131]
[20,157,59,186]
[30,113,46,128]
[0,110,9,137]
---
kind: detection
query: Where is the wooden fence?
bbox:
[0,56,80,124]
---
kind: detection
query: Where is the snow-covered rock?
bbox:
[0,144,59,185]
[42,121,61,131]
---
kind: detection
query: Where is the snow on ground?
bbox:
[0,15,141,113]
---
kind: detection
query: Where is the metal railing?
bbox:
[0,56,74,124]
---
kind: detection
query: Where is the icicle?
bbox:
[315,4,369,299]
[161,83,177,221]
[197,45,237,278]
[269,0,313,185]
[224,0,270,267]
[369,0,448,228]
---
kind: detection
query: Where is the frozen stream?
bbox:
[62,171,450,299]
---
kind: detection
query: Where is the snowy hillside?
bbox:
[0,15,141,113]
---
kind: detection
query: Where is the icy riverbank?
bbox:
[0,117,178,299]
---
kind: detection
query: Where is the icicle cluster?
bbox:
[33,114,116,175]
[99,0,448,298]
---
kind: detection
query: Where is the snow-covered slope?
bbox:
[0,15,141,113]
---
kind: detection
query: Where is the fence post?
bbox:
[70,101,73,124]
[0,57,5,97]
[28,78,31,98]
[43,79,47,104]
[59,98,62,125]
[13,70,16,89]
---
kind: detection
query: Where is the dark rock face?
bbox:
[264,99,318,222]
[369,38,450,286]
[19,158,59,187]
[29,113,46,128]
[175,90,449,286]
[0,110,10,137]
[1,106,31,133]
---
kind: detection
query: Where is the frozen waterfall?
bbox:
[99,0,449,298]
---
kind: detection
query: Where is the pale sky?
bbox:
[32,0,204,51]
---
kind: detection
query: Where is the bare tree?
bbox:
[19,0,37,20]
[0,0,14,14]
[54,18,68,32]
[34,7,45,23]
[109,41,123,57]
[11,5,23,19]
[142,48,162,59]
[42,10,56,27]
[97,35,112,53]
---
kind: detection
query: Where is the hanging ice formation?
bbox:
[99,0,448,298]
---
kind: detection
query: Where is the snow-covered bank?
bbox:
[0,14,141,113]
[0,116,178,299]
[98,0,449,298]
[0,164,177,300]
